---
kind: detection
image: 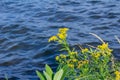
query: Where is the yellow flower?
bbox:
[55,56,59,61]
[68,64,74,68]
[48,36,58,42]
[69,51,77,55]
[98,43,108,50]
[81,48,89,53]
[59,28,69,34]
[72,59,78,62]
[57,33,67,40]
[115,71,120,80]
[60,54,66,58]
[92,53,100,58]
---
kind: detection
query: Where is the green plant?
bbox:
[36,64,67,80]
[48,28,120,80]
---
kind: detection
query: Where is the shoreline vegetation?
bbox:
[4,28,120,80]
[36,28,120,80]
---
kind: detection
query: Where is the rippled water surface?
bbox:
[0,0,120,80]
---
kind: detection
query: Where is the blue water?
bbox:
[0,0,120,80]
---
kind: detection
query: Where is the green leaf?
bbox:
[61,65,68,80]
[36,70,45,80]
[43,71,52,80]
[53,69,63,80]
[45,64,53,78]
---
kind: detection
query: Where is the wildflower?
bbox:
[92,53,100,58]
[55,56,59,61]
[57,33,67,40]
[115,71,120,80]
[81,48,89,53]
[69,51,77,55]
[59,28,69,34]
[97,43,108,50]
[60,54,66,58]
[72,59,78,62]
[68,64,74,68]
[48,36,58,42]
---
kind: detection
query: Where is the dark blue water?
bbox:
[0,0,120,80]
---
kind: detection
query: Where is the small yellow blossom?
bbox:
[60,54,66,58]
[72,59,78,62]
[92,53,100,58]
[48,36,58,42]
[69,51,77,55]
[115,71,120,80]
[57,33,67,40]
[59,28,69,34]
[98,43,108,50]
[55,56,59,61]
[68,64,74,68]
[81,48,89,53]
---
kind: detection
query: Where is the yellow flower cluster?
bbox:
[92,52,101,59]
[77,60,89,68]
[57,33,67,40]
[67,59,78,64]
[57,28,69,40]
[81,48,89,53]
[97,43,112,56]
[115,71,120,80]
[66,59,78,68]
[48,28,69,42]
[60,54,66,58]
[55,54,66,62]
[98,43,108,50]
[69,51,78,55]
[68,64,74,68]
[59,28,69,34]
[48,36,58,42]
[55,56,59,61]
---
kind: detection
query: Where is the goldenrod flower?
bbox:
[92,53,100,58]
[69,51,77,55]
[98,43,108,50]
[81,48,89,53]
[57,33,67,40]
[68,64,74,68]
[59,28,69,34]
[115,71,120,80]
[72,59,78,62]
[55,56,59,61]
[48,36,58,42]
[60,54,66,58]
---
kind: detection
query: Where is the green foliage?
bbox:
[48,28,120,80]
[36,64,66,80]
[36,70,45,80]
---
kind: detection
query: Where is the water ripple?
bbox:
[0,0,120,80]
